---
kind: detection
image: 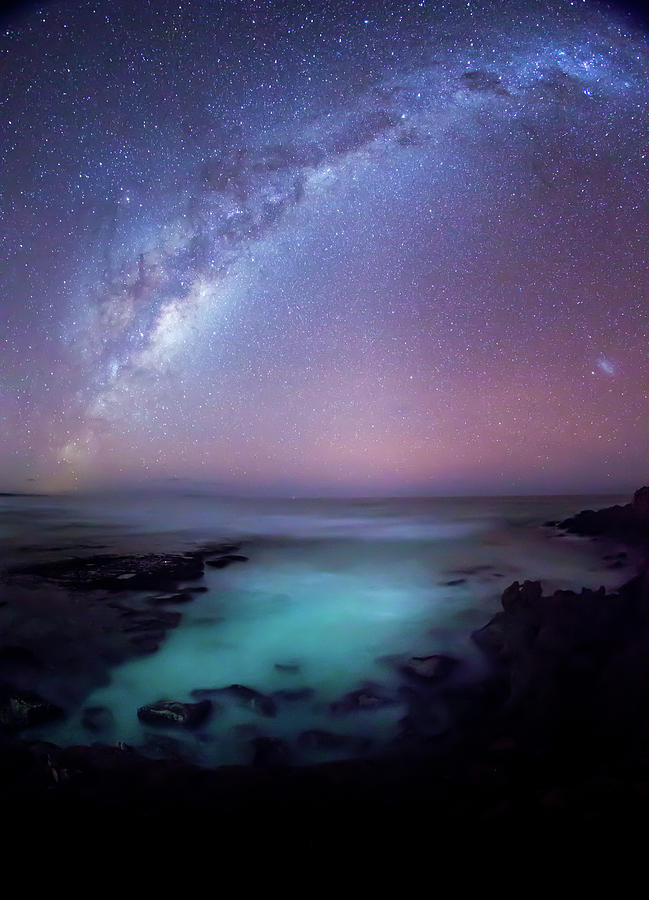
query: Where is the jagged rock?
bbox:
[501,580,543,613]
[0,690,64,731]
[558,487,649,545]
[137,699,212,729]
[191,684,277,717]
[633,486,649,518]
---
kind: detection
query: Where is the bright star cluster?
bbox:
[1,0,648,495]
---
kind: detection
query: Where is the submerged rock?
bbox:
[191,684,277,717]
[137,699,212,729]
[205,554,249,569]
[401,654,458,682]
[147,592,194,604]
[330,685,395,715]
[81,706,114,733]
[274,663,301,674]
[272,688,315,703]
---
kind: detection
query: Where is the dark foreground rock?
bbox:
[137,699,213,729]
[0,689,64,732]
[250,736,291,767]
[297,730,371,754]
[472,571,649,737]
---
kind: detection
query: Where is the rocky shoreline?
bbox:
[1,488,648,838]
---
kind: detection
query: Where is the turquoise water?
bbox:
[0,493,633,765]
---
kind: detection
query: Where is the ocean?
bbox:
[0,492,634,765]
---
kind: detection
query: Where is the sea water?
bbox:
[0,492,633,765]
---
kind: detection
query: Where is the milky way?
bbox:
[1,0,648,494]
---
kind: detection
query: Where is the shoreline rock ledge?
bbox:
[472,486,649,740]
[557,485,649,545]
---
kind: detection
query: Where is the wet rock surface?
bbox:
[7,552,206,591]
[137,699,213,729]
[0,689,64,732]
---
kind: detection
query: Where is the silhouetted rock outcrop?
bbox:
[557,486,649,546]
[473,571,649,739]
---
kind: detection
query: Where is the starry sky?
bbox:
[1,0,648,496]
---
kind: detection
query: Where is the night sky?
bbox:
[1,0,647,496]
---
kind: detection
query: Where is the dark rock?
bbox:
[272,688,315,702]
[401,654,458,682]
[140,733,188,759]
[128,636,162,654]
[250,736,291,767]
[297,729,371,753]
[330,685,395,715]
[121,611,181,633]
[444,578,466,586]
[633,486,649,518]
[0,690,64,732]
[147,592,194,604]
[191,684,277,717]
[0,646,43,670]
[81,706,114,733]
[8,553,205,591]
[230,723,262,740]
[274,663,301,674]
[137,699,212,729]
[557,488,649,545]
[501,580,543,613]
[205,554,249,569]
